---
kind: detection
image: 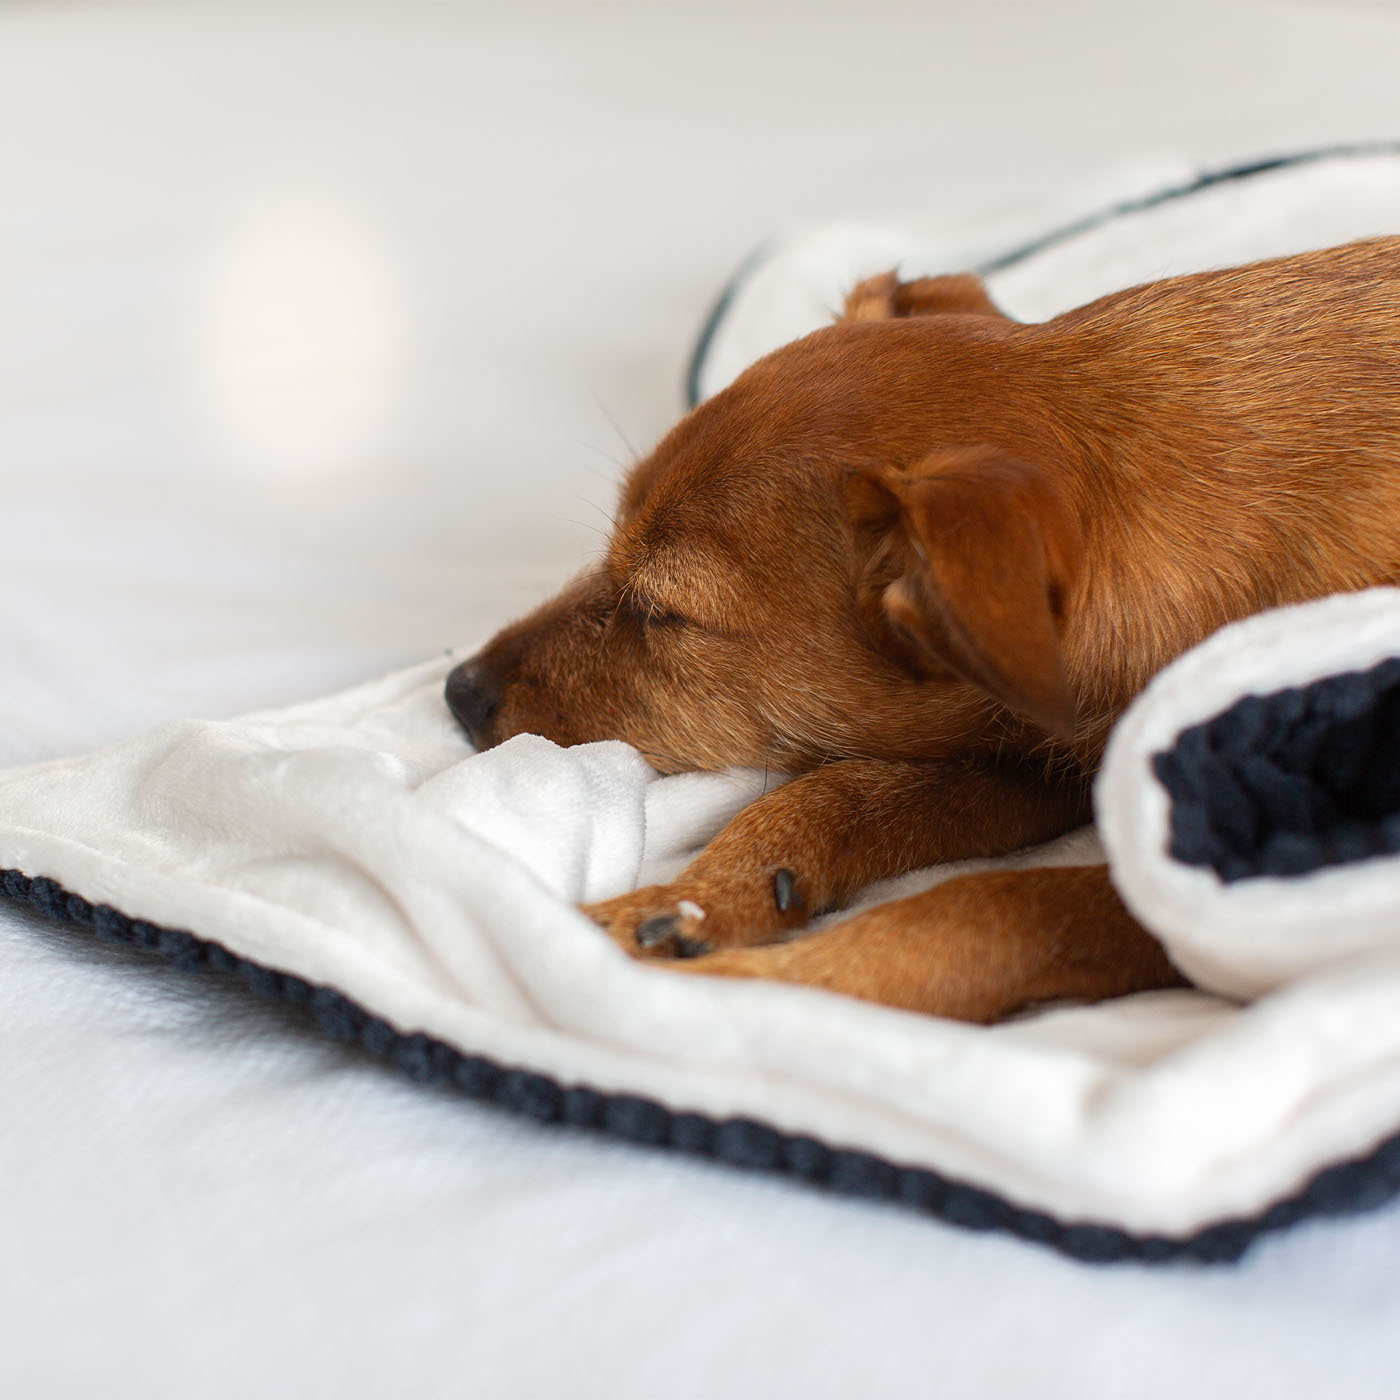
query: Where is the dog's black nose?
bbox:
[445,658,500,749]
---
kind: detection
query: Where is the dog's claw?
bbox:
[672,935,712,959]
[635,912,711,958]
[636,913,681,949]
[773,868,800,913]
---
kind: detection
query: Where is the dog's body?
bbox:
[448,238,1400,1021]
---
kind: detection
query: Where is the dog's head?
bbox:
[447,316,1084,773]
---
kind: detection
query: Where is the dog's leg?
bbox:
[583,757,1089,959]
[664,865,1186,1022]
[842,270,1009,322]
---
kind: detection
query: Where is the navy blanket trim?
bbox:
[973,140,1400,277]
[684,240,773,411]
[684,139,1400,410]
[1156,657,1400,882]
[6,866,1400,1265]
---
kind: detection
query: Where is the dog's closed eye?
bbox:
[617,592,689,632]
[639,606,688,629]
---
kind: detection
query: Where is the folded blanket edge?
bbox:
[8,863,1400,1268]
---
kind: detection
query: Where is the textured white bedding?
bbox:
[6,2,1400,1396]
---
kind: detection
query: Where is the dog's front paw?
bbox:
[582,866,810,960]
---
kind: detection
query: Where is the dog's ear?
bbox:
[846,467,956,681]
[842,271,1009,323]
[848,447,1081,738]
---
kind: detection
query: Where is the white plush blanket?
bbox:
[6,146,1400,1254]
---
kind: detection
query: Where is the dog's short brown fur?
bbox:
[447,239,1400,1021]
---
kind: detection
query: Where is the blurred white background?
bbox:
[4,0,1400,755]
[3,2,1400,1396]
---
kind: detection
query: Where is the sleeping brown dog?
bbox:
[446,238,1400,1022]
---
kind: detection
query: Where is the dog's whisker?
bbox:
[562,515,612,543]
[580,497,620,533]
[588,388,640,464]
[570,439,631,477]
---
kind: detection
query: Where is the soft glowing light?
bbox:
[193,188,412,481]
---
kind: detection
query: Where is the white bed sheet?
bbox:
[5,2,1400,1396]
